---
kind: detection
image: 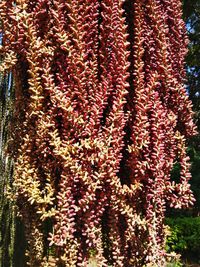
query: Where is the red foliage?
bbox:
[0,0,197,266]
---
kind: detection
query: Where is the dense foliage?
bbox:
[165,2,200,266]
[182,0,200,214]
[0,0,197,266]
[166,217,200,263]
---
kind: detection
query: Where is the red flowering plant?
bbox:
[0,0,197,266]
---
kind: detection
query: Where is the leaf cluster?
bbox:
[166,217,200,261]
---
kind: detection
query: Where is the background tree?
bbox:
[183,0,200,112]
[183,0,200,214]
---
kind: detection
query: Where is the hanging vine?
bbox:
[0,0,197,266]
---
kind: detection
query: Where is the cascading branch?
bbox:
[0,0,197,266]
